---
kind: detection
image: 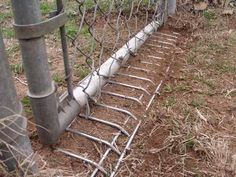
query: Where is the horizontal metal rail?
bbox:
[95,103,137,120]
[140,60,160,66]
[147,55,164,60]
[117,73,155,85]
[151,35,177,42]
[123,65,151,73]
[102,90,143,105]
[107,80,150,95]
[150,39,175,47]
[173,32,181,36]
[146,43,171,49]
[156,32,178,39]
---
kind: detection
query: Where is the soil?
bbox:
[1,1,236,177]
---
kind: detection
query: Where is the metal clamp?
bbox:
[13,11,67,39]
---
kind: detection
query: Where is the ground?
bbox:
[122,8,236,176]
[0,0,236,177]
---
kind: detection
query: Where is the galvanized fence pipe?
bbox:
[168,0,176,15]
[72,21,162,107]
[0,33,36,172]
[11,0,81,145]
[11,0,60,145]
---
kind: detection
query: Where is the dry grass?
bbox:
[0,0,236,177]
[116,3,236,177]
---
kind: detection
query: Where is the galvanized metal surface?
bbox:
[167,0,176,15]
[13,11,67,39]
[0,33,35,173]
[11,0,60,145]
[56,0,74,98]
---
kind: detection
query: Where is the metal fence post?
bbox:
[11,0,60,145]
[0,32,36,172]
[167,0,176,15]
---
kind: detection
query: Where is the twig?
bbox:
[149,144,171,154]
[14,77,28,86]
[92,142,102,158]
[149,123,160,136]
[196,108,208,122]
[225,88,236,97]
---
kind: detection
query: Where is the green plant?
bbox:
[83,0,94,8]
[10,63,24,74]
[52,73,65,86]
[186,55,196,65]
[163,84,173,93]
[203,9,215,21]
[189,97,205,108]
[0,11,12,22]
[7,45,20,55]
[74,64,91,80]
[1,28,14,38]
[40,1,55,15]
[66,22,78,38]
[21,96,31,114]
[194,76,216,90]
[80,26,90,36]
[214,60,236,74]
[176,84,191,92]
[163,96,176,108]
[185,138,195,150]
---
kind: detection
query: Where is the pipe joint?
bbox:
[27,82,56,99]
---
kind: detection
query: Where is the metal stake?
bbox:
[107,80,150,95]
[117,73,155,85]
[123,65,151,73]
[95,103,138,120]
[146,43,171,49]
[151,34,177,42]
[102,91,143,105]
[156,32,178,38]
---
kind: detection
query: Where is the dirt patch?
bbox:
[1,1,236,177]
[25,28,179,177]
[116,4,236,177]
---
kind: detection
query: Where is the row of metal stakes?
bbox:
[55,31,180,177]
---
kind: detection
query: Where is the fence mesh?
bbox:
[64,0,166,100]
